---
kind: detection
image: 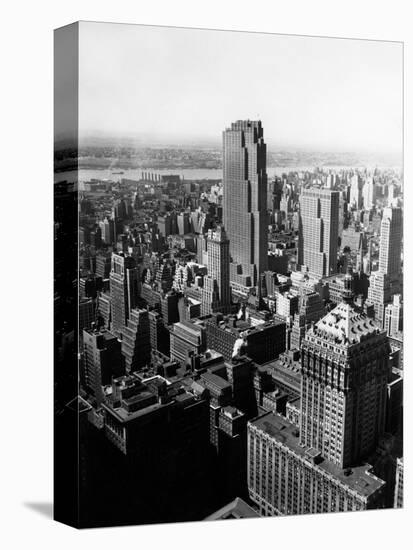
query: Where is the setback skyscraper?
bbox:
[201,225,231,315]
[248,294,390,515]
[109,252,139,337]
[378,206,402,281]
[223,120,268,294]
[298,188,339,278]
[367,206,402,324]
[300,300,390,468]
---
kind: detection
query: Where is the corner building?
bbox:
[248,300,390,515]
[248,412,385,516]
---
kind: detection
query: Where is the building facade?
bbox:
[298,188,339,278]
[109,253,139,337]
[247,297,390,516]
[121,308,151,373]
[248,412,385,516]
[223,120,268,292]
[379,207,402,281]
[82,327,123,404]
[202,225,231,315]
[300,301,390,468]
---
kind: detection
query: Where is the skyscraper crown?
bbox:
[309,302,381,346]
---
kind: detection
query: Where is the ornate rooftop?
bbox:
[310,302,381,345]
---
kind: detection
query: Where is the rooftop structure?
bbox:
[204,497,259,520]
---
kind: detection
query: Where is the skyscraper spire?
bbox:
[342,266,355,304]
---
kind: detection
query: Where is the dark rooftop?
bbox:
[200,372,232,391]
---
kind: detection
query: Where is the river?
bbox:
[54,165,373,184]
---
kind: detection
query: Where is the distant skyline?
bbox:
[75,22,402,155]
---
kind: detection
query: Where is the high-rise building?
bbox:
[248,412,386,516]
[96,291,111,329]
[196,233,208,265]
[101,373,211,524]
[99,217,115,244]
[384,294,403,337]
[248,297,390,516]
[177,212,191,235]
[223,120,268,291]
[349,174,362,209]
[157,212,178,237]
[202,225,231,315]
[170,320,206,365]
[388,184,396,207]
[394,457,404,508]
[362,176,376,211]
[160,290,179,325]
[109,253,139,337]
[95,251,112,279]
[275,291,299,319]
[148,309,170,356]
[300,301,390,468]
[379,207,402,280]
[298,188,339,278]
[289,291,325,350]
[205,314,286,364]
[82,327,123,404]
[366,207,402,325]
[367,271,392,326]
[79,297,95,335]
[121,308,151,373]
[173,264,192,293]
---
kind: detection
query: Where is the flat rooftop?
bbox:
[264,361,301,392]
[200,372,232,390]
[173,320,204,335]
[250,412,385,498]
[103,400,166,423]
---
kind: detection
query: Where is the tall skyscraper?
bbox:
[387,184,396,207]
[366,206,402,325]
[223,120,268,292]
[378,206,402,280]
[202,225,231,315]
[362,176,376,211]
[349,174,362,209]
[367,271,391,326]
[384,294,403,337]
[248,295,390,516]
[121,308,151,373]
[99,216,115,244]
[109,252,139,337]
[82,327,123,404]
[298,188,339,278]
[300,299,390,468]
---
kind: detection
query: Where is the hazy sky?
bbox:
[78,22,402,153]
